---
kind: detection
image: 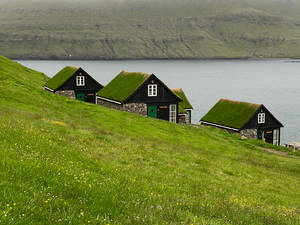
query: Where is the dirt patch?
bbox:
[259,147,300,159]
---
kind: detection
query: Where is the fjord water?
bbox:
[18,59,300,145]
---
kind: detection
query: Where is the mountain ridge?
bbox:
[1,0,300,59]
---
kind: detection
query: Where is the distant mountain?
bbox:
[1,0,300,59]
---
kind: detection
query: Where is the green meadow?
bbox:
[0,54,299,224]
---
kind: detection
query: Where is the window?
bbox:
[76,76,85,86]
[258,113,265,124]
[148,84,157,96]
[273,129,279,145]
[169,104,176,123]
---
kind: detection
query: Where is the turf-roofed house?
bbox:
[171,88,193,124]
[200,99,284,145]
[44,66,103,103]
[96,71,182,123]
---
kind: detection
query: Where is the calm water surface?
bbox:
[17,59,300,145]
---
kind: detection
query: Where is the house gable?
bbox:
[57,68,103,92]
[96,72,181,123]
[125,74,181,104]
[242,105,284,130]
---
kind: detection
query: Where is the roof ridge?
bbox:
[121,70,151,76]
[170,88,183,91]
[221,98,262,107]
[66,66,80,69]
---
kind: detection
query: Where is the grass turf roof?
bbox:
[44,66,79,91]
[171,88,193,110]
[178,105,186,114]
[97,71,151,103]
[201,99,261,130]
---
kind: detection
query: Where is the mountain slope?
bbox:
[0,55,299,224]
[1,0,300,59]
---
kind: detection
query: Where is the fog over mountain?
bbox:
[1,0,300,59]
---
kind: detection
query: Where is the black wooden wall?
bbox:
[126,75,179,104]
[58,68,103,92]
[243,106,283,130]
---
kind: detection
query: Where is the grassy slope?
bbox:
[1,0,300,59]
[0,54,299,224]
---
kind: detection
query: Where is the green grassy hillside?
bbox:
[0,54,299,224]
[1,0,300,59]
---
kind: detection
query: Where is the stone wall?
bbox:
[55,90,76,100]
[240,129,257,139]
[97,99,123,110]
[123,103,147,116]
[97,98,147,116]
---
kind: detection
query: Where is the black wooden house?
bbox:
[96,71,182,123]
[44,66,103,103]
[200,99,284,145]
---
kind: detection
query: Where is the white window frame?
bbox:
[185,110,190,124]
[76,76,85,86]
[273,129,279,146]
[169,104,176,123]
[258,113,265,124]
[148,84,157,97]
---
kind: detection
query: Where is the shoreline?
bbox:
[13,57,300,61]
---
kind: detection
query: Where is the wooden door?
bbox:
[157,105,169,121]
[148,105,157,118]
[264,130,273,144]
[76,93,85,101]
[257,130,263,140]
